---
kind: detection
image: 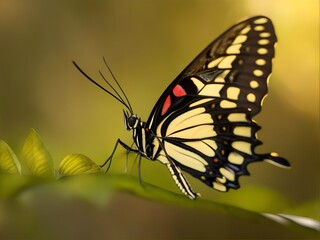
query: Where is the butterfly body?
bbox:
[74,16,290,200]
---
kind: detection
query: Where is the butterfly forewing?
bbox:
[147,16,276,129]
[145,16,288,195]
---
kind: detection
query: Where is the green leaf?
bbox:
[0,172,318,236]
[21,128,54,178]
[0,140,21,174]
[212,185,292,212]
[59,154,102,176]
[283,199,320,221]
[0,174,44,198]
[11,173,319,235]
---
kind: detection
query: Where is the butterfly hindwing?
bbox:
[146,16,289,194]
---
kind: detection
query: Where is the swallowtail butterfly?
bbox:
[74,16,290,199]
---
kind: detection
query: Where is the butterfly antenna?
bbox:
[98,70,128,110]
[88,62,126,110]
[73,61,132,112]
[102,57,133,114]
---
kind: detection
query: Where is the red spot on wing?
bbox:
[173,84,186,97]
[161,95,171,116]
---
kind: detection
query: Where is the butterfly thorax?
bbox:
[124,113,155,159]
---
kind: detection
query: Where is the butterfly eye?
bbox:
[125,114,138,130]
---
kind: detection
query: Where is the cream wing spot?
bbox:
[228,152,244,165]
[254,25,265,31]
[213,182,227,192]
[220,168,235,181]
[258,48,268,55]
[232,35,247,44]
[233,126,251,137]
[255,59,266,66]
[247,93,256,102]
[237,59,244,65]
[218,55,237,69]
[232,141,252,155]
[260,32,271,38]
[240,26,251,34]
[250,80,259,88]
[227,113,247,122]
[199,83,223,97]
[226,44,242,54]
[258,39,269,45]
[226,87,240,100]
[207,57,223,68]
[253,69,263,77]
[254,18,268,24]
[220,100,237,108]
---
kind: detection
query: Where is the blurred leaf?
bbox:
[213,185,293,212]
[0,171,318,235]
[12,173,319,235]
[262,213,320,232]
[59,154,102,176]
[0,174,44,198]
[33,174,114,207]
[21,128,54,178]
[283,200,320,221]
[0,139,21,174]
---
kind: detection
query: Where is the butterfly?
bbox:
[73,16,290,199]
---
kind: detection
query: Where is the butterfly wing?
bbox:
[145,16,289,197]
[148,15,276,127]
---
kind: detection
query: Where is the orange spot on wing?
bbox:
[161,95,171,116]
[173,84,186,97]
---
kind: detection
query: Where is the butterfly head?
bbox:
[123,110,139,130]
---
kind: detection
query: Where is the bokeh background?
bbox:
[0,0,319,239]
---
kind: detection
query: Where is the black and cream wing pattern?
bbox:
[74,15,290,199]
[145,16,290,198]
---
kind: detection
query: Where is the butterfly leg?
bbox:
[124,142,139,173]
[137,154,145,188]
[165,162,200,200]
[101,138,139,171]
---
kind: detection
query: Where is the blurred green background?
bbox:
[0,0,319,239]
